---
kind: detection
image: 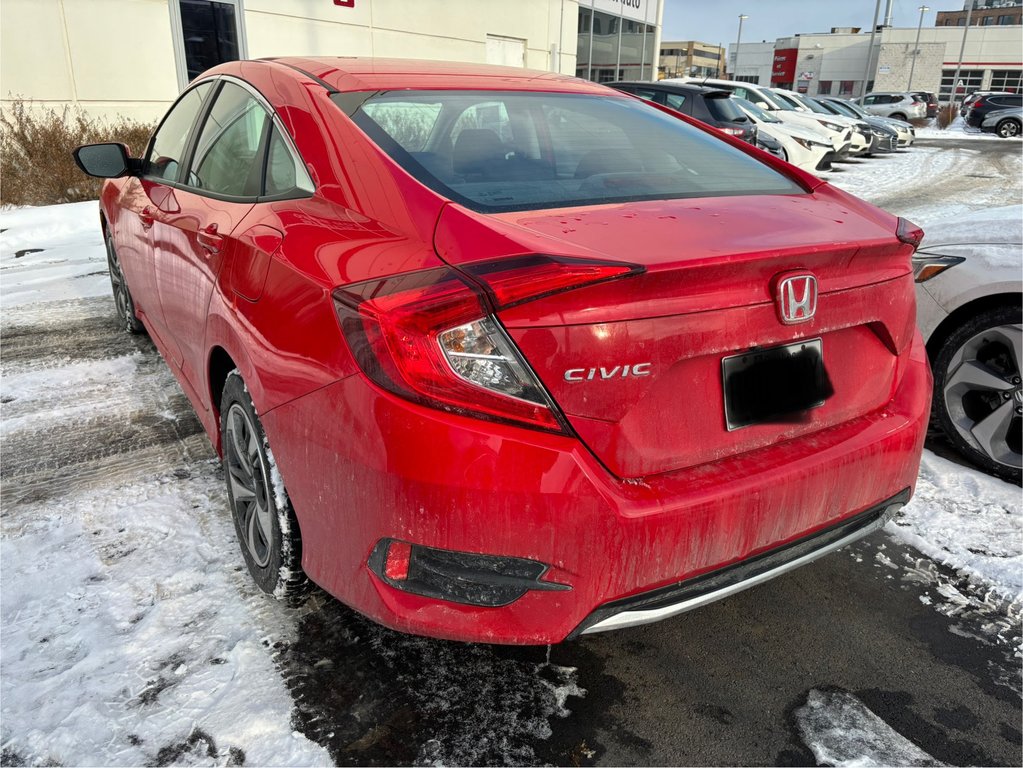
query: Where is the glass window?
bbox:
[940,69,984,100]
[265,124,315,197]
[179,0,240,81]
[818,80,833,95]
[345,90,803,214]
[146,81,213,182]
[839,81,855,96]
[361,101,443,152]
[998,14,1016,24]
[664,93,687,111]
[990,69,1023,92]
[189,82,268,197]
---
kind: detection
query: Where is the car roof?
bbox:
[613,81,728,96]
[254,56,615,94]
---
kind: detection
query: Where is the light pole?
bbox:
[734,14,748,79]
[861,0,882,98]
[907,5,930,91]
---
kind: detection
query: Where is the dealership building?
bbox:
[730,16,1022,101]
[0,0,663,122]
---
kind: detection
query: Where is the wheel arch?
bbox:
[205,332,262,457]
[925,291,1023,363]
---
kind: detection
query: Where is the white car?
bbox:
[770,88,872,155]
[671,77,854,159]
[914,206,1023,482]
[859,92,927,121]
[733,96,833,173]
[819,97,916,147]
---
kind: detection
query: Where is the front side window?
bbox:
[343,90,803,214]
[146,81,214,182]
[189,82,268,197]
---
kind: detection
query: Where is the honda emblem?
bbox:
[775,272,818,324]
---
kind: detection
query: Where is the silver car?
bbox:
[859,92,927,121]
[914,206,1023,482]
[980,107,1022,138]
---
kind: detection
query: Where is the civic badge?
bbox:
[774,272,818,325]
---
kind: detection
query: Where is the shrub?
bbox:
[0,98,155,206]
[936,104,958,129]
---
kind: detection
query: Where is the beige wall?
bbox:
[1,0,582,123]
[1,0,180,122]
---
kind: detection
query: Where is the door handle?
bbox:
[139,206,154,228]
[197,223,223,255]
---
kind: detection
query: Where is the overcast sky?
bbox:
[662,0,949,46]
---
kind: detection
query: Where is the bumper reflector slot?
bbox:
[368,539,571,607]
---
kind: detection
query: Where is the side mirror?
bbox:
[72,143,139,178]
[755,101,769,109]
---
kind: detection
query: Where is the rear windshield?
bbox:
[340,90,802,213]
[703,94,746,122]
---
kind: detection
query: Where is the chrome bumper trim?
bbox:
[577,492,909,636]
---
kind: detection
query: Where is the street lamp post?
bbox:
[734,14,748,79]
[907,5,930,91]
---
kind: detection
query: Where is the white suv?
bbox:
[858,92,927,121]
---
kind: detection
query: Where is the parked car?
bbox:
[913,207,1022,482]
[980,106,1022,138]
[960,90,1012,118]
[912,91,939,119]
[858,92,927,121]
[732,96,836,172]
[810,97,899,153]
[673,77,855,160]
[965,92,1023,127]
[819,96,916,147]
[73,58,931,644]
[610,81,757,144]
[770,88,872,156]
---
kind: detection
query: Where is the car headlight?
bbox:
[817,120,844,132]
[912,254,965,283]
[793,136,830,150]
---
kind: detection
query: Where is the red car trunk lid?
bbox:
[435,189,916,478]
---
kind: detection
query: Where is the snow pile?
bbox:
[888,450,1023,606]
[0,460,332,767]
[915,116,1014,140]
[1,201,111,306]
[794,689,945,767]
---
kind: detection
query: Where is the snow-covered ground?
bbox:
[915,115,1019,141]
[2,139,1021,766]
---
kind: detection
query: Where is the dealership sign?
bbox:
[591,0,654,24]
[771,48,798,83]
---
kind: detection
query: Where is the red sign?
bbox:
[333,0,355,6]
[771,48,797,83]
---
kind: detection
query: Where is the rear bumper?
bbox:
[571,488,910,636]
[262,333,932,644]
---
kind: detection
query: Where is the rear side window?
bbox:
[146,81,213,182]
[664,93,686,111]
[264,124,315,197]
[190,82,269,197]
[704,95,743,121]
[343,90,803,214]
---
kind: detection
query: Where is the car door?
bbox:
[123,81,214,351]
[150,80,266,396]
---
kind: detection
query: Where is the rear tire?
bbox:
[889,112,907,121]
[932,305,1022,483]
[105,231,144,335]
[220,371,310,600]
[997,119,1020,138]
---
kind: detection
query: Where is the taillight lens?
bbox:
[333,256,641,433]
[896,217,925,249]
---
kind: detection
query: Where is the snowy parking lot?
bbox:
[2,136,1021,766]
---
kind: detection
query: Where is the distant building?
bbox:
[936,0,1022,27]
[658,40,725,79]
[730,22,1021,100]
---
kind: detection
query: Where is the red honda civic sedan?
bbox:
[74,58,931,644]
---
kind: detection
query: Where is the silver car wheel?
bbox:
[942,323,1023,470]
[225,402,274,568]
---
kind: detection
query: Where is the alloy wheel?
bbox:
[942,323,1023,471]
[225,403,274,567]
[105,234,129,322]
[998,120,1020,138]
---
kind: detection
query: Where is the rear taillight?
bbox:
[333,256,642,432]
[896,217,925,249]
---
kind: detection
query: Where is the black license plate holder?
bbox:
[722,338,832,431]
